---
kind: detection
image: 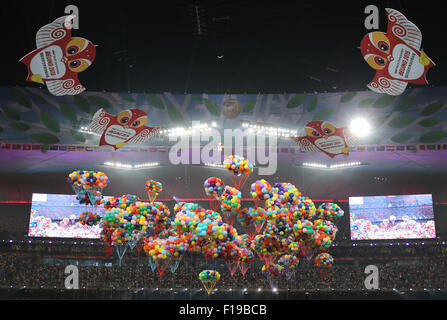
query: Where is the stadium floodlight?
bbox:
[349,118,371,137]
[258,288,261,292]
[273,288,277,292]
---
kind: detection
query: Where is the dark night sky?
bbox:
[1,0,445,93]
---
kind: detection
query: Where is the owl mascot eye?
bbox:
[359,8,435,96]
[88,108,160,150]
[19,15,97,96]
[291,121,360,158]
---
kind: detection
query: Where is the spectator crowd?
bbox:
[0,253,446,291]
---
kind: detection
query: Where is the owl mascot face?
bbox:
[88,108,160,150]
[19,16,96,96]
[291,121,359,158]
[360,8,435,95]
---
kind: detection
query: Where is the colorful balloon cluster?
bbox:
[220,186,241,213]
[278,254,299,269]
[261,263,283,276]
[316,202,344,221]
[199,270,221,283]
[223,155,253,176]
[268,183,301,207]
[314,252,334,267]
[250,179,272,202]
[204,177,224,199]
[67,170,109,189]
[145,180,162,200]
[79,211,101,226]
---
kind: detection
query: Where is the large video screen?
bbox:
[28,193,108,238]
[350,194,436,240]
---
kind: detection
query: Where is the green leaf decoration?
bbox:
[70,129,86,143]
[9,122,31,131]
[73,95,90,113]
[2,107,20,120]
[31,133,59,144]
[14,88,32,109]
[419,131,447,143]
[203,99,221,116]
[388,116,415,128]
[40,111,60,133]
[123,96,135,103]
[393,96,416,112]
[60,103,77,122]
[340,92,356,103]
[306,96,318,112]
[287,94,307,108]
[146,94,164,110]
[373,96,396,108]
[358,98,375,108]
[371,116,389,128]
[242,100,256,113]
[192,95,203,101]
[166,104,184,124]
[391,133,412,143]
[369,136,383,145]
[33,93,47,104]
[419,118,441,127]
[87,96,112,109]
[312,108,334,121]
[421,101,445,116]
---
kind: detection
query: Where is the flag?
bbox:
[23,145,32,151]
[438,144,447,150]
[76,146,85,151]
[376,146,385,151]
[59,146,68,151]
[93,146,101,152]
[140,148,148,152]
[49,145,59,151]
[12,144,21,150]
[396,145,405,151]
[290,148,296,154]
[150,148,157,152]
[32,145,41,150]
[1,143,11,150]
[281,148,289,153]
[386,145,395,152]
[406,145,417,151]
[130,148,139,152]
[357,146,365,152]
[427,144,436,150]
[158,147,168,153]
[367,146,375,152]
[68,146,76,151]
[85,146,94,152]
[419,145,426,151]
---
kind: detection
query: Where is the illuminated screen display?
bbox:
[350,194,436,240]
[28,193,109,239]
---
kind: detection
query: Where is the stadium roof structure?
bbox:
[1,0,446,94]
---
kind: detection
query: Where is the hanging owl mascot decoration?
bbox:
[291,121,359,158]
[20,15,96,96]
[88,108,160,150]
[360,8,435,96]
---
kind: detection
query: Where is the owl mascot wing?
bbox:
[20,16,86,96]
[88,108,111,135]
[290,136,320,153]
[367,8,423,96]
[126,126,161,144]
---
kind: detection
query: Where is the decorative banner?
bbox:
[88,108,160,149]
[291,121,359,158]
[360,8,435,95]
[19,16,97,96]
